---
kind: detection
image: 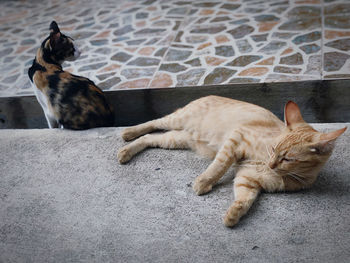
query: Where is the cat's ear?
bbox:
[49,21,60,34]
[284,101,304,126]
[310,127,347,154]
[49,21,61,50]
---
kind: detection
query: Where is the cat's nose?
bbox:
[269,162,277,169]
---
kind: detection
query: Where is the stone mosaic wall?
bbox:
[0,0,349,97]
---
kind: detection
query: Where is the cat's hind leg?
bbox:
[118,130,192,164]
[224,168,261,227]
[121,111,184,141]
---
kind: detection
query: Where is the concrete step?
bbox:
[0,124,349,262]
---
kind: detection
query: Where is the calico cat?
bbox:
[117,96,346,227]
[28,21,114,129]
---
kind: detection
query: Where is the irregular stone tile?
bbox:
[272,32,298,39]
[265,73,316,82]
[111,52,132,62]
[185,35,208,44]
[115,78,150,89]
[258,21,279,32]
[305,55,321,75]
[270,6,288,13]
[198,42,212,50]
[324,74,350,79]
[60,19,79,26]
[190,25,226,34]
[204,68,237,85]
[226,55,262,67]
[112,37,130,42]
[185,58,201,66]
[0,48,14,57]
[325,30,350,40]
[280,53,303,65]
[211,16,231,23]
[145,38,161,45]
[20,39,36,45]
[236,39,253,53]
[160,63,187,73]
[127,57,160,66]
[177,68,206,86]
[274,66,302,74]
[125,47,138,53]
[165,48,192,61]
[78,62,108,72]
[215,45,235,57]
[287,6,320,17]
[73,31,96,40]
[167,7,188,15]
[227,25,254,39]
[113,25,134,36]
[220,4,240,10]
[292,31,321,44]
[281,47,294,55]
[325,4,350,15]
[254,15,280,22]
[215,35,230,44]
[229,18,250,25]
[194,2,220,7]
[94,30,110,39]
[205,56,227,66]
[244,8,265,13]
[98,77,122,89]
[138,47,156,56]
[300,44,321,54]
[121,68,156,79]
[90,39,108,46]
[196,12,215,17]
[325,16,350,29]
[324,52,350,71]
[155,47,168,57]
[174,31,183,42]
[278,17,321,30]
[256,57,275,65]
[228,77,260,84]
[2,74,19,84]
[96,72,116,81]
[95,47,112,55]
[238,67,269,76]
[142,0,156,5]
[134,28,167,35]
[258,41,286,54]
[136,12,149,19]
[98,64,121,73]
[150,72,173,89]
[126,39,146,45]
[251,34,268,42]
[325,38,350,52]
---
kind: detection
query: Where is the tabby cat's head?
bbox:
[41,21,80,64]
[268,101,346,188]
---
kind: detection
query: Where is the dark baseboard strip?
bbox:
[1,79,349,129]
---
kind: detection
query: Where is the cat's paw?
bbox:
[193,175,213,195]
[121,128,138,141]
[223,203,242,227]
[117,146,132,164]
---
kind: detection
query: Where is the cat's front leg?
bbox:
[224,168,261,227]
[193,137,240,195]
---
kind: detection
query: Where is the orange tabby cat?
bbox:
[118,96,346,227]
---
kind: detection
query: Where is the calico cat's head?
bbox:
[41,21,80,64]
[268,101,346,188]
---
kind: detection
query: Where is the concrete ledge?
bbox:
[1,79,350,129]
[0,125,349,262]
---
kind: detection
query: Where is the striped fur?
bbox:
[118,96,346,227]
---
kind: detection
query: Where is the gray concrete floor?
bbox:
[0,125,349,263]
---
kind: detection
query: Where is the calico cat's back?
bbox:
[28,21,114,130]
